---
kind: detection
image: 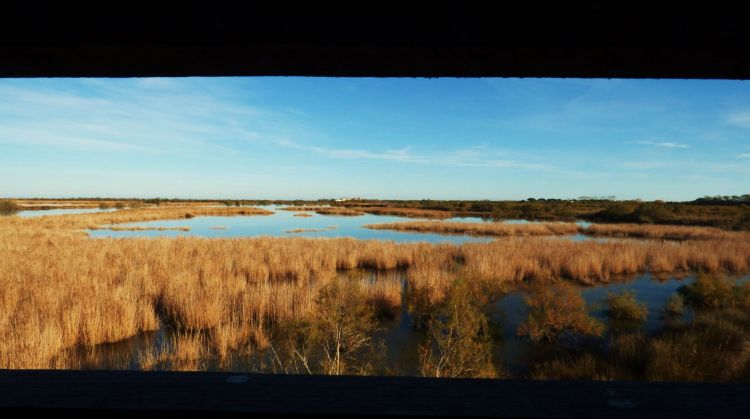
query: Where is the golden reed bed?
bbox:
[365,220,750,241]
[10,205,273,231]
[2,208,750,369]
[280,205,452,218]
[280,206,365,216]
[352,206,452,219]
[365,221,580,236]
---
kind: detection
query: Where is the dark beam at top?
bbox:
[1,3,750,79]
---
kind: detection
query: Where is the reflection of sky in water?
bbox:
[87,205,498,244]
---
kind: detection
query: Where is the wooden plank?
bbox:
[0,370,748,418]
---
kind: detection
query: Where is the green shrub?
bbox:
[664,293,685,317]
[605,291,648,321]
[419,279,497,378]
[0,200,19,215]
[679,274,734,309]
[517,282,604,342]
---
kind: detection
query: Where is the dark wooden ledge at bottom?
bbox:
[0,370,748,418]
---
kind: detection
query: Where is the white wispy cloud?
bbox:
[277,139,551,170]
[727,111,750,127]
[0,81,269,155]
[277,139,426,162]
[635,140,689,149]
[738,153,750,159]
[0,128,154,152]
[618,161,672,170]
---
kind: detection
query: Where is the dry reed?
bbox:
[97,226,191,232]
[280,206,365,216]
[285,226,338,233]
[365,221,580,236]
[354,206,452,219]
[583,223,749,241]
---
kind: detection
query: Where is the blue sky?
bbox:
[0,77,748,201]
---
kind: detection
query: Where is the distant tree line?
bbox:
[4,195,750,230]
[691,195,750,205]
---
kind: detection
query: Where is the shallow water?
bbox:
[17,207,116,217]
[87,205,498,244]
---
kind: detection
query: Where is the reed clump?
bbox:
[0,200,20,215]
[285,226,337,234]
[604,291,648,322]
[280,206,365,216]
[664,293,686,317]
[100,226,191,232]
[365,221,580,237]
[583,223,749,241]
[354,206,452,219]
[517,281,604,342]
